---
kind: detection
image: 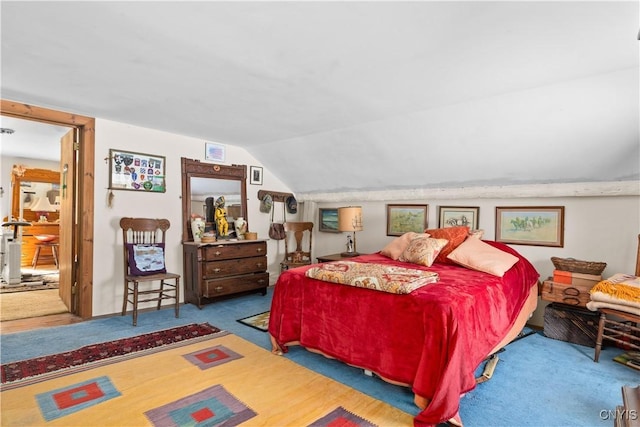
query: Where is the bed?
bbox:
[268,230,539,426]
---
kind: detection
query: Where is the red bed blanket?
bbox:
[268,241,539,426]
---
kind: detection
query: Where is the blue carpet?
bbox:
[1,287,637,426]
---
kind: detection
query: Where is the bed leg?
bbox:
[447,411,463,427]
[269,334,284,356]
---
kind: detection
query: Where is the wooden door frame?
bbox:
[1,99,94,319]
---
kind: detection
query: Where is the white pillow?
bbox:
[446,237,518,277]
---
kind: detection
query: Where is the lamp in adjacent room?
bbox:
[30,197,56,222]
[338,206,363,257]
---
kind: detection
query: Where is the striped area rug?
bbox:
[1,333,414,426]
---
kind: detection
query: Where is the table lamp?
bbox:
[338,206,363,257]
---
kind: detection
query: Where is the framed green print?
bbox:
[386,204,428,236]
[495,206,564,247]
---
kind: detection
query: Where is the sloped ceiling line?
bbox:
[297,181,640,203]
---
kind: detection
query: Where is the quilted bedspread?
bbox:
[268,241,539,426]
[305,261,439,294]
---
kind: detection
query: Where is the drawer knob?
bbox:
[258,279,265,284]
[215,286,223,292]
[213,268,221,273]
[256,248,263,253]
[214,251,222,256]
[256,263,263,268]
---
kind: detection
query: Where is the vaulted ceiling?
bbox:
[1,1,638,194]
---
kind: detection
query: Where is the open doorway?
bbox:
[1,100,95,328]
[1,163,67,322]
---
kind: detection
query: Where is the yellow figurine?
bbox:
[214,196,229,237]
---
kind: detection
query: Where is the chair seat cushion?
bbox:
[127,243,166,276]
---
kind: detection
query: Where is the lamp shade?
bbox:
[337,206,363,232]
[29,196,56,212]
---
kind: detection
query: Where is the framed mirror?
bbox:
[181,157,247,242]
[11,166,61,223]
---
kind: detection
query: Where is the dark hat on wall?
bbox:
[260,193,273,213]
[286,195,298,214]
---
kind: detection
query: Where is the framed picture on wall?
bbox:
[319,208,340,232]
[205,142,225,162]
[249,166,263,185]
[108,149,166,193]
[438,206,479,230]
[386,204,428,236]
[495,206,565,247]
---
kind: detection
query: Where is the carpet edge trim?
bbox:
[1,328,229,390]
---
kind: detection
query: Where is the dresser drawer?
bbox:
[540,280,592,308]
[203,256,267,278]
[203,272,269,297]
[202,241,266,261]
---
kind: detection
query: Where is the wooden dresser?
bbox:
[183,239,269,308]
[20,222,60,267]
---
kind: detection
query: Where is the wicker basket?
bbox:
[550,257,606,275]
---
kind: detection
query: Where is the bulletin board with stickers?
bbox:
[108,149,166,193]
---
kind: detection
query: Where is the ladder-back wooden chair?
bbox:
[593,233,640,361]
[120,217,180,326]
[280,222,314,272]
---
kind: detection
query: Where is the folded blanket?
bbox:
[305,261,439,294]
[585,300,640,316]
[586,273,640,315]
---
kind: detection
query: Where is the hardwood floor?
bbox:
[0,312,82,334]
[0,263,82,335]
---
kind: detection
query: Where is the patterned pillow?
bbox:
[446,237,519,277]
[399,236,449,267]
[424,226,470,264]
[127,243,166,276]
[380,232,429,260]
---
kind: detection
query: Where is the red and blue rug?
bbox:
[1,323,225,386]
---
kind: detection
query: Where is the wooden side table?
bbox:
[316,253,363,263]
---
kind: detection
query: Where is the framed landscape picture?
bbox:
[495,206,565,247]
[438,206,479,230]
[319,208,340,232]
[386,204,428,236]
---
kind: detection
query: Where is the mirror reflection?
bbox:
[190,177,242,219]
[11,168,61,223]
[181,158,247,242]
[190,177,244,237]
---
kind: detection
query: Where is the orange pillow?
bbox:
[424,226,469,264]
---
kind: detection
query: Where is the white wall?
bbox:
[5,118,639,327]
[307,194,640,327]
[92,119,298,316]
